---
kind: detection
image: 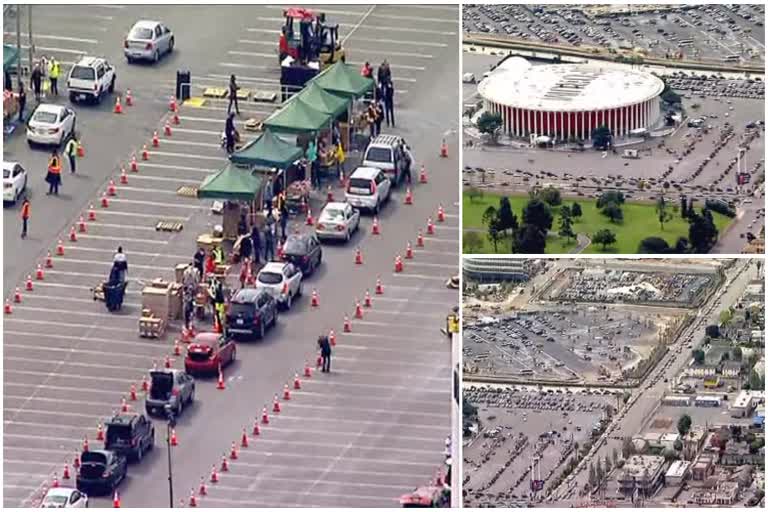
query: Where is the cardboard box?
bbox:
[142,285,170,320]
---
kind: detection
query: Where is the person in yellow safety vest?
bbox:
[48,58,61,96]
[335,142,346,183]
[212,244,225,265]
[64,136,79,174]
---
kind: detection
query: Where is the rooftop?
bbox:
[666,460,691,478]
[478,60,665,112]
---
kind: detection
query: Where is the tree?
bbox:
[571,203,582,219]
[719,308,734,326]
[477,112,502,143]
[657,196,672,231]
[559,214,575,242]
[539,186,562,206]
[482,206,497,228]
[593,229,617,250]
[601,202,624,223]
[497,197,518,234]
[467,186,482,204]
[639,237,671,254]
[673,439,683,451]
[487,217,504,253]
[677,414,692,436]
[513,224,547,254]
[463,231,483,253]
[522,199,553,233]
[661,88,682,105]
[689,208,718,253]
[749,368,765,392]
[674,237,690,253]
[596,191,625,209]
[692,349,706,364]
[591,124,612,149]
[561,204,572,219]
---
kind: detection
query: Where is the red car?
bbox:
[184,333,236,375]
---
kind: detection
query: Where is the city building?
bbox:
[661,432,681,451]
[692,453,716,480]
[478,58,664,141]
[692,481,740,505]
[463,257,530,283]
[663,395,692,407]
[683,427,707,461]
[616,455,666,497]
[665,460,691,487]
[721,441,763,466]
[730,390,759,418]
[721,361,742,378]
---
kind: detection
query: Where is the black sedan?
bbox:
[76,449,127,495]
[281,232,322,276]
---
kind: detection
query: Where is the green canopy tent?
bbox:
[198,163,264,203]
[3,44,19,73]
[263,95,330,135]
[229,129,303,169]
[294,81,350,118]
[311,61,374,99]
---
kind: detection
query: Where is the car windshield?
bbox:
[284,238,308,254]
[323,208,345,221]
[69,66,95,80]
[42,495,68,506]
[258,272,283,285]
[366,147,392,163]
[129,26,154,39]
[32,111,58,124]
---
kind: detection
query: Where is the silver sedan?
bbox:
[124,20,174,63]
[315,202,360,242]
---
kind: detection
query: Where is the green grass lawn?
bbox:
[463,192,732,254]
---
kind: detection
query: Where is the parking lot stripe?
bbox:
[59,246,190,259]
[242,437,440,456]
[86,209,190,220]
[5,343,154,363]
[3,408,102,419]
[332,356,442,369]
[18,44,86,55]
[156,139,221,149]
[263,7,457,24]
[398,261,457,270]
[258,401,447,417]
[423,236,459,244]
[149,150,226,162]
[5,357,150,374]
[3,459,69,466]
[8,293,141,307]
[11,305,140,319]
[341,331,446,341]
[207,72,279,83]
[5,330,170,351]
[195,495,389,508]
[4,395,116,409]
[4,384,126,397]
[297,381,448,395]
[361,308,445,319]
[138,162,217,174]
[76,222,159,231]
[3,319,136,333]
[122,174,202,184]
[92,199,199,211]
[391,273,447,281]
[35,269,131,279]
[252,20,456,36]
[3,32,98,44]
[266,427,441,444]
[352,319,437,330]
[232,450,439,468]
[168,127,224,136]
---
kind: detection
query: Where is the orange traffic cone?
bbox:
[306,208,314,226]
[130,384,137,401]
[188,490,197,507]
[311,289,319,307]
[170,429,178,447]
[326,185,334,202]
[174,339,181,356]
[82,437,90,452]
[121,397,129,412]
[316,352,323,369]
[172,112,180,125]
[293,373,302,389]
[440,138,448,157]
[169,96,177,112]
[141,375,149,392]
[62,463,71,480]
[437,204,445,222]
[120,168,128,185]
[88,204,96,221]
[406,241,414,259]
[13,287,22,303]
[96,423,104,441]
[272,395,281,413]
[395,254,404,273]
[164,355,171,369]
[241,428,249,448]
[376,276,384,295]
[78,216,87,233]
[417,230,424,247]
[164,122,172,136]
[354,247,363,265]
[427,217,435,235]
[198,477,208,496]
[354,299,363,319]
[107,180,117,196]
[283,384,291,400]
[4,299,12,315]
[152,131,159,148]
[404,187,413,205]
[101,192,109,208]
[125,89,133,106]
[56,240,65,256]
[73,452,81,470]
[217,369,226,390]
[141,144,149,161]
[364,290,372,308]
[45,251,54,268]
[419,164,428,183]
[304,361,312,378]
[343,315,352,333]
[52,473,60,488]
[69,226,78,242]
[252,419,261,436]
[210,465,219,483]
[261,407,269,424]
[130,155,138,172]
[77,141,85,158]
[328,329,336,346]
[220,455,229,472]
[112,491,121,508]
[372,216,381,235]
[36,264,44,280]
[113,96,123,114]
[26,275,34,291]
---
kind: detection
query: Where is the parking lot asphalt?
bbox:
[3,4,459,508]
[463,4,765,65]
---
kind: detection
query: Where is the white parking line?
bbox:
[78,221,158,231]
[125,174,203,184]
[137,162,217,174]
[362,308,445,319]
[39,257,158,269]
[423,236,460,244]
[4,32,98,44]
[60,246,189,259]
[398,261,458,269]
[252,20,456,36]
[4,394,118,409]
[197,494,389,508]
[156,139,221,149]
[207,72,278,84]
[100,198,200,210]
[244,436,440,455]
[7,294,142,308]
[112,185,179,196]
[169,127,223,136]
[86,209,190,220]
[18,44,86,55]
[63,233,169,244]
[334,343,445,356]
[352,319,438,330]
[347,47,434,59]
[3,319,136,333]
[4,383,128,397]
[261,427,439,443]
[211,456,429,479]
[10,305,139,320]
[5,330,173,351]
[232,450,438,468]
[150,150,226,162]
[301,380,447,394]
[3,407,107,418]
[391,273,447,281]
[261,401,446,417]
[228,50,273,59]
[262,6,457,24]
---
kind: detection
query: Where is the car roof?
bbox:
[193,332,220,344]
[322,202,349,211]
[2,161,19,171]
[286,232,314,242]
[349,166,381,179]
[369,134,402,147]
[45,487,77,497]
[73,56,105,68]
[150,368,180,377]
[106,411,141,425]
[261,262,288,273]
[33,103,65,114]
[233,287,265,302]
[133,20,162,28]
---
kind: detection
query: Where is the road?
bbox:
[550,258,759,504]
[3,4,460,508]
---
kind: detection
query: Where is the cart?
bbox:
[285,179,311,216]
[139,309,166,338]
[92,280,128,312]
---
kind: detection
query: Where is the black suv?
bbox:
[104,412,155,462]
[226,288,278,340]
[76,449,127,495]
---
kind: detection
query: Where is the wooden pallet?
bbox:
[155,220,184,232]
[177,186,198,198]
[235,89,251,100]
[203,87,227,98]
[244,118,262,132]
[252,91,277,103]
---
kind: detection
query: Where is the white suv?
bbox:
[345,166,392,214]
[362,134,414,186]
[67,56,116,104]
[3,161,28,204]
[256,262,303,310]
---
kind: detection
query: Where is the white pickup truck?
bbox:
[67,56,117,104]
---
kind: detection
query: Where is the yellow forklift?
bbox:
[280,8,345,70]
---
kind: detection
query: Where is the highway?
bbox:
[3,4,459,507]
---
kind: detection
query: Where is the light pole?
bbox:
[164,405,176,508]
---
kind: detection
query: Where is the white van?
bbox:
[362,134,414,186]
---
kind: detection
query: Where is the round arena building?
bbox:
[478,58,665,141]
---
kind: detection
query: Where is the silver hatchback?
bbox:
[124,20,174,63]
